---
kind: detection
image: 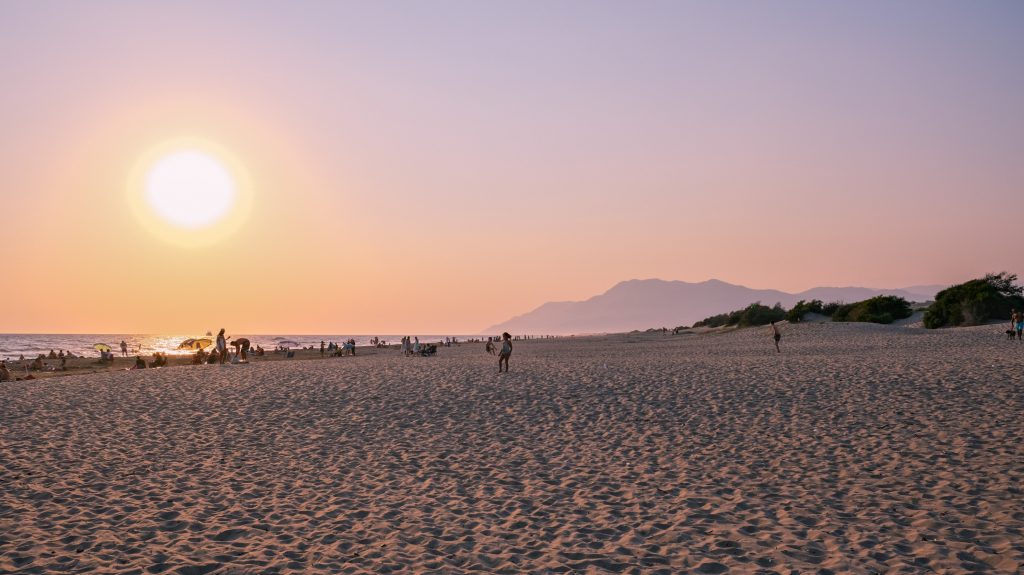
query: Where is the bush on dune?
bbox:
[831,295,912,324]
[694,302,786,328]
[924,272,1024,328]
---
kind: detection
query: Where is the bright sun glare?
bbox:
[145,151,236,229]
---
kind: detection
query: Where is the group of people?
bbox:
[400,336,421,355]
[1,331,522,380]
[321,340,357,356]
[132,352,168,369]
[1,354,66,377]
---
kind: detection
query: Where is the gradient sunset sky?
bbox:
[2,1,1021,334]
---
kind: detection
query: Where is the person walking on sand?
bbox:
[498,332,512,372]
[320,340,326,357]
[216,328,228,365]
[770,321,782,353]
[120,340,128,357]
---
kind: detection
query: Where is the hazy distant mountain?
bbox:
[483,279,941,335]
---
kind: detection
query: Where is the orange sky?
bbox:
[2,2,1021,334]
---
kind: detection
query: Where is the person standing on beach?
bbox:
[1013,309,1023,341]
[120,340,128,357]
[216,329,228,365]
[770,321,782,353]
[498,332,512,372]
[320,340,326,357]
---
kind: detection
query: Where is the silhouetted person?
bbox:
[771,321,781,353]
[498,332,512,372]
[231,338,251,361]
[216,328,227,365]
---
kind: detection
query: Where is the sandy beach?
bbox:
[1,323,1022,574]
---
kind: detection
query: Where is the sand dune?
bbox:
[1,323,1022,573]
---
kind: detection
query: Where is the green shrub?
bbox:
[694,302,786,328]
[831,295,912,324]
[821,301,842,316]
[786,299,823,322]
[924,272,1024,328]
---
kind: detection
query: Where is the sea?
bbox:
[0,334,482,360]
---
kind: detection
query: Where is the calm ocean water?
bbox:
[0,334,480,360]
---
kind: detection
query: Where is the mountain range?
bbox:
[484,279,945,335]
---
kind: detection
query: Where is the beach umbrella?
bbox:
[177,338,212,351]
[94,343,111,352]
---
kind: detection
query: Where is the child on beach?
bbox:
[498,332,512,372]
[770,321,781,353]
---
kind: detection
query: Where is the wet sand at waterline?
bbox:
[2,323,1022,574]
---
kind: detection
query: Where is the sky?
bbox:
[1,1,1021,334]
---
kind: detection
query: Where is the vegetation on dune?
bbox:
[830,295,913,324]
[786,299,825,322]
[693,302,786,328]
[923,272,1024,328]
[785,299,836,322]
[679,273,1021,330]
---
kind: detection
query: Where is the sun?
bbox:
[146,150,235,229]
[128,139,252,247]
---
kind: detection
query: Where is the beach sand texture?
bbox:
[2,323,1022,574]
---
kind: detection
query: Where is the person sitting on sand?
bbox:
[48,349,57,359]
[58,350,64,359]
[134,356,146,369]
[0,360,11,382]
[231,338,251,362]
[485,340,496,355]
[31,356,45,371]
[770,321,782,353]
[206,350,219,365]
[498,332,512,373]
